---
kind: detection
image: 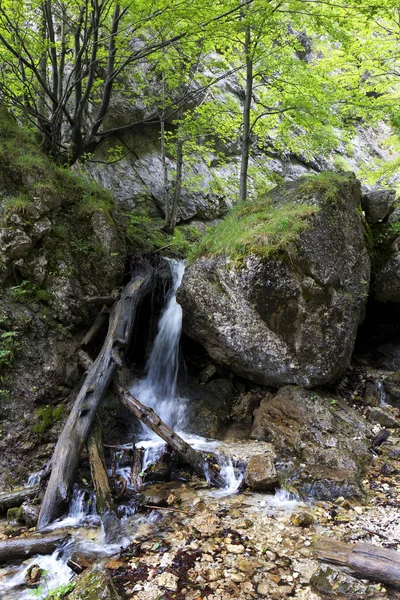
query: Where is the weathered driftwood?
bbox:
[87,420,113,514]
[37,259,154,530]
[0,534,70,563]
[0,486,39,514]
[116,382,226,488]
[314,538,400,589]
[131,446,144,489]
[84,295,116,306]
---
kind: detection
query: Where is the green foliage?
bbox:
[10,281,52,304]
[44,581,76,599]
[192,195,319,264]
[126,210,165,252]
[0,330,20,369]
[333,155,352,172]
[167,225,202,258]
[297,172,351,204]
[33,405,63,435]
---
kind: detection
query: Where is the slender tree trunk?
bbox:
[165,123,183,234]
[161,116,170,225]
[239,24,253,203]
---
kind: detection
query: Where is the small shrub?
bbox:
[0,330,20,369]
[126,210,165,252]
[333,154,352,172]
[10,280,52,303]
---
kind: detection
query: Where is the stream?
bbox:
[2,258,400,598]
[0,259,254,598]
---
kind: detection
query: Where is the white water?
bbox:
[376,380,387,406]
[129,258,244,493]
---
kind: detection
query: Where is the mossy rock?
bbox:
[70,565,122,600]
[7,506,23,523]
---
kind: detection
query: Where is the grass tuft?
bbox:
[297,171,351,204]
[191,195,319,263]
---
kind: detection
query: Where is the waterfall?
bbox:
[131,259,186,433]
[131,258,244,493]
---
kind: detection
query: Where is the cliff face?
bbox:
[0,113,128,487]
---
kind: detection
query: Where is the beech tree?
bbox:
[0,0,248,164]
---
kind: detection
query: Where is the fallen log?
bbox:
[0,486,40,514]
[116,382,226,488]
[314,538,400,589]
[0,533,70,563]
[87,420,113,514]
[37,259,154,530]
[78,353,227,489]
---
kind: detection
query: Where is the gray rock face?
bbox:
[368,406,400,428]
[383,371,400,408]
[373,237,400,303]
[250,386,371,500]
[178,175,370,387]
[361,188,396,223]
[311,564,382,599]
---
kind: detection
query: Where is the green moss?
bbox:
[297,171,351,204]
[33,405,63,435]
[191,196,319,264]
[7,506,23,522]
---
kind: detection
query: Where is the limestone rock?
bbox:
[231,392,264,424]
[70,565,122,600]
[245,454,278,491]
[178,175,370,388]
[291,511,315,527]
[0,228,32,261]
[311,564,385,599]
[383,371,400,407]
[363,381,380,407]
[361,188,396,224]
[368,406,400,428]
[373,237,400,303]
[250,386,371,500]
[183,378,237,437]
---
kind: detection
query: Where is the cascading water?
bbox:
[130,258,244,492]
[132,259,186,434]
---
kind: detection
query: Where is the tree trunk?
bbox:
[37,259,154,530]
[0,534,70,564]
[314,538,400,589]
[238,24,253,203]
[0,486,40,514]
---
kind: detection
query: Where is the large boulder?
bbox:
[178,174,370,387]
[250,386,371,500]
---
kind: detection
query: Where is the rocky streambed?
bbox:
[2,408,400,600]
